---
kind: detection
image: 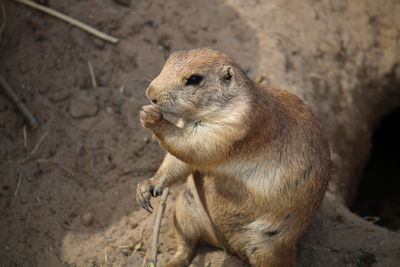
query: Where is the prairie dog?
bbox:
[136,48,330,267]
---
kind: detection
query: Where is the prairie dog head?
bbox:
[146,48,249,120]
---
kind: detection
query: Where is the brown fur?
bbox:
[136,48,330,267]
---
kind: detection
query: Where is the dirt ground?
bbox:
[1,0,399,266]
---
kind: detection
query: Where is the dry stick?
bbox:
[35,196,40,206]
[104,248,108,263]
[14,132,49,163]
[141,254,148,267]
[109,63,120,87]
[304,243,333,252]
[22,126,28,148]
[87,61,97,89]
[14,169,22,196]
[29,132,48,158]
[146,188,170,267]
[37,159,76,177]
[308,72,325,80]
[0,0,6,37]
[14,0,119,44]
[0,75,39,130]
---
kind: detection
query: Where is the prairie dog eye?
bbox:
[185,75,203,86]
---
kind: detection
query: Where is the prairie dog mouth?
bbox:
[154,104,180,116]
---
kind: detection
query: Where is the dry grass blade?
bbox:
[15,0,119,44]
[22,126,28,147]
[0,0,6,38]
[0,74,39,130]
[29,132,48,157]
[37,159,76,177]
[87,61,98,89]
[14,169,22,196]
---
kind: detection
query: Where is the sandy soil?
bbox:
[1,0,399,266]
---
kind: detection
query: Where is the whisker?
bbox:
[136,67,155,81]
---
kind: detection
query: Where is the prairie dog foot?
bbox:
[136,179,163,212]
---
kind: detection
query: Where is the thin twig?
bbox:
[303,243,333,252]
[139,227,144,244]
[0,0,6,42]
[87,61,97,89]
[22,126,27,148]
[137,228,148,267]
[141,250,148,267]
[146,188,170,267]
[10,132,48,164]
[119,85,125,95]
[29,132,48,158]
[35,196,40,206]
[323,38,344,55]
[0,74,39,130]
[14,0,119,44]
[330,224,358,230]
[14,169,22,196]
[109,63,120,86]
[104,248,108,263]
[308,72,325,80]
[37,159,76,177]
[363,216,380,224]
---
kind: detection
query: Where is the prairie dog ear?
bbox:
[222,65,234,81]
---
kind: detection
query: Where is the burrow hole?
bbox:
[351,108,400,231]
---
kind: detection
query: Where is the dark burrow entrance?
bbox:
[351,108,400,231]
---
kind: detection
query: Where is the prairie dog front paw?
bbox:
[136,179,164,213]
[140,105,164,128]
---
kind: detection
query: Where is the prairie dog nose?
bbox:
[146,85,157,104]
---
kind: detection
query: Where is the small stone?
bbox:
[130,222,139,229]
[69,92,99,118]
[82,212,93,226]
[113,0,131,7]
